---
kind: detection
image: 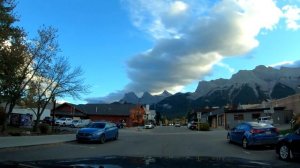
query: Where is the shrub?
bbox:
[39,123,49,134]
[199,123,210,131]
[292,114,300,131]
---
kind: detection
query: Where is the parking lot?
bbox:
[0,126,298,166]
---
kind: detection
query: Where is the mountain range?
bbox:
[119,65,300,118]
[119,90,172,105]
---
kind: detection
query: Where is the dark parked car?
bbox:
[276,128,300,161]
[227,122,279,148]
[116,122,125,129]
[76,122,118,143]
[42,117,55,126]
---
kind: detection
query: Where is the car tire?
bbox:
[278,144,291,161]
[227,134,232,143]
[99,135,106,144]
[242,138,248,149]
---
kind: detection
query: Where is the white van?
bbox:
[258,116,273,125]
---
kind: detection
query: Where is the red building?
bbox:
[51,103,144,126]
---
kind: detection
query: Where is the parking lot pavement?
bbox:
[0,126,299,166]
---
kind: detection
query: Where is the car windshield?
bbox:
[88,123,106,129]
[1,1,300,167]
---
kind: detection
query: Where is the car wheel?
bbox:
[242,138,248,149]
[279,144,290,161]
[99,135,106,144]
[227,134,232,143]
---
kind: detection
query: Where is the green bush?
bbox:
[39,123,49,134]
[199,123,210,131]
[292,114,300,131]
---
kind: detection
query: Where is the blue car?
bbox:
[76,122,119,143]
[227,122,279,149]
[276,128,300,161]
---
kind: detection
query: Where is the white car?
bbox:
[71,119,91,128]
[55,118,73,126]
[258,116,273,125]
[175,123,181,127]
[144,123,155,129]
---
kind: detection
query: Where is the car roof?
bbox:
[91,121,110,124]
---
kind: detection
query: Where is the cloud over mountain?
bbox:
[124,0,281,94]
[86,0,287,103]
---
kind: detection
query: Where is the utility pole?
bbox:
[51,96,56,132]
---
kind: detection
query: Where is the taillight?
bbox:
[274,128,279,133]
[250,129,264,134]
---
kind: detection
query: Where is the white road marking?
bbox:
[243,150,251,154]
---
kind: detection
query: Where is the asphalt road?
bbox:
[0,126,299,166]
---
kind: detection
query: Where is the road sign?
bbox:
[197,112,202,119]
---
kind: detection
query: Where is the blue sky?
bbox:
[15,0,300,104]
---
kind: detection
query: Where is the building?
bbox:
[77,103,136,126]
[202,107,293,129]
[144,105,156,122]
[0,103,54,127]
[51,103,145,127]
[51,103,87,119]
[261,93,300,115]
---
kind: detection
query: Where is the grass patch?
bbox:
[279,129,294,135]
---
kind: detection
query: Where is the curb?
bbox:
[0,139,76,150]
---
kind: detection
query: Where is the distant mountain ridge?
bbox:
[155,65,300,118]
[192,65,300,100]
[120,90,172,105]
[118,65,300,118]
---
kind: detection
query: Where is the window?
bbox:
[252,113,260,120]
[234,114,244,121]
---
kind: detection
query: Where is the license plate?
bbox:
[266,131,271,134]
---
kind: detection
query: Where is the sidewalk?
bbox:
[0,134,76,149]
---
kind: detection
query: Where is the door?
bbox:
[292,128,300,156]
[235,124,246,143]
[231,124,243,143]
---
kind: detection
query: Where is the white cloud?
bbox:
[170,1,188,15]
[90,0,283,103]
[282,5,300,30]
[216,62,236,73]
[124,0,282,94]
[269,60,300,68]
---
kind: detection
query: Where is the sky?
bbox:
[14,0,300,104]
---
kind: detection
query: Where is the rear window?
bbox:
[88,123,106,128]
[249,122,272,128]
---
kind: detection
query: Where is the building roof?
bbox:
[75,103,137,116]
[225,107,285,113]
[202,106,286,117]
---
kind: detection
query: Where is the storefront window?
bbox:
[234,114,244,120]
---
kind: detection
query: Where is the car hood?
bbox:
[78,128,104,134]
[0,156,296,168]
